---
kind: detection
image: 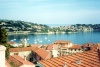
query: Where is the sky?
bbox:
[0,0,100,25]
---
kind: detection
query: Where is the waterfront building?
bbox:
[54,40,73,48]
[66,44,83,54]
[7,42,22,47]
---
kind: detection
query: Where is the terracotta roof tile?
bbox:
[68,45,82,49]
[8,55,35,67]
[5,60,11,67]
[46,44,58,50]
[9,47,39,52]
[7,42,15,44]
[39,48,100,67]
[34,48,50,60]
[54,40,71,44]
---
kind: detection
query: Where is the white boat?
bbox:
[14,39,16,40]
[34,41,37,44]
[45,37,47,39]
[39,40,42,42]
[27,39,29,40]
[11,40,14,41]
[48,40,50,41]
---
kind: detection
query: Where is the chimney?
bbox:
[24,56,26,61]
[22,38,27,47]
[0,45,6,67]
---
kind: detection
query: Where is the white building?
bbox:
[0,45,6,67]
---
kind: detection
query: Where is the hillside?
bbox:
[0,19,50,33]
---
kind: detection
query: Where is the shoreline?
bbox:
[7,32,66,35]
[7,30,94,35]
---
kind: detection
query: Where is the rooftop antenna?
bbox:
[76,58,81,64]
[63,62,67,67]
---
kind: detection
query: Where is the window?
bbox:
[14,53,18,55]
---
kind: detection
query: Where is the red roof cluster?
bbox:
[39,48,100,67]
[10,46,50,60]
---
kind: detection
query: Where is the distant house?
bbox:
[8,42,22,47]
[46,43,84,57]
[54,40,73,48]
[9,47,37,61]
[9,46,51,63]
[67,44,83,54]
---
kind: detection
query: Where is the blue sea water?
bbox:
[8,31,100,45]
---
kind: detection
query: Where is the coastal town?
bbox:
[0,19,100,35]
[0,38,100,67]
[0,20,100,67]
[0,0,100,67]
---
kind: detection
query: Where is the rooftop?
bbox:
[39,48,100,67]
[8,55,35,67]
[68,45,82,49]
[46,44,58,50]
[9,47,39,52]
[54,40,71,44]
[5,60,11,67]
[34,48,50,60]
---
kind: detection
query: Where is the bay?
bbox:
[8,31,100,45]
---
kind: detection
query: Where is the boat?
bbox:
[39,40,42,42]
[11,40,14,41]
[48,40,50,41]
[27,39,29,40]
[45,37,47,39]
[34,41,37,44]
[13,39,16,40]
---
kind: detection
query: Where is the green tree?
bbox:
[0,27,10,59]
[0,27,8,44]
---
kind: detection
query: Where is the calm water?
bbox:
[8,31,100,45]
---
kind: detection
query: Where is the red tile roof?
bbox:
[8,55,35,67]
[9,47,39,52]
[7,42,15,44]
[54,40,71,44]
[5,60,11,67]
[30,44,41,47]
[68,45,82,49]
[46,44,58,50]
[34,48,50,60]
[39,48,100,67]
